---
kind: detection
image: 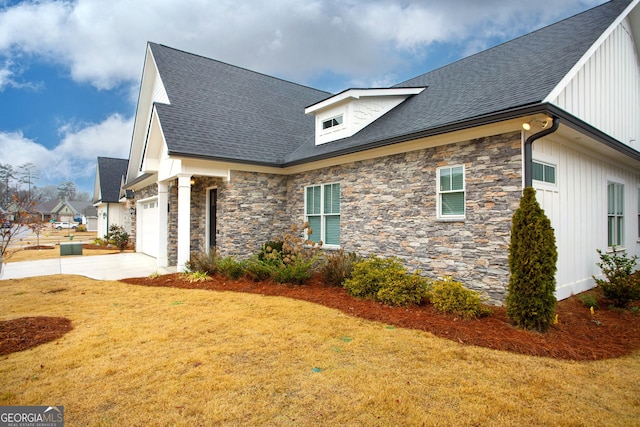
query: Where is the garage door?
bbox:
[139,199,158,257]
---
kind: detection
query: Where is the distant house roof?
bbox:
[146,0,637,169]
[95,157,128,203]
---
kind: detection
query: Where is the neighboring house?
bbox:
[93,157,129,237]
[33,200,60,223]
[124,0,640,303]
[52,200,94,225]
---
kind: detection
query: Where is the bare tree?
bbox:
[57,181,77,201]
[0,192,40,266]
[17,163,40,202]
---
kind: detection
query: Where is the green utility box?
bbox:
[60,242,83,256]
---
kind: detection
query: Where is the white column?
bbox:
[176,174,192,271]
[157,181,169,267]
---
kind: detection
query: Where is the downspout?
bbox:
[524,117,560,187]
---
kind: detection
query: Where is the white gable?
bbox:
[305,88,425,145]
[546,3,640,151]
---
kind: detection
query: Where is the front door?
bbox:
[209,188,217,249]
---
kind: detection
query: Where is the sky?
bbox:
[0,0,607,197]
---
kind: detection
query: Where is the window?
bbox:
[637,187,640,240]
[607,182,624,247]
[305,183,340,246]
[322,115,343,130]
[532,161,556,184]
[437,166,465,219]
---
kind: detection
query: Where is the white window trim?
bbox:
[436,165,465,221]
[304,182,341,249]
[607,179,625,250]
[532,159,558,188]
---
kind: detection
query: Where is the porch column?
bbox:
[176,174,192,271]
[157,181,169,267]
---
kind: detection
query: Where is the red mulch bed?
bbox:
[118,273,640,361]
[0,317,73,356]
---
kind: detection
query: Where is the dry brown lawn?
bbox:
[1,274,639,426]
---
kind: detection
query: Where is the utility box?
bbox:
[60,242,83,256]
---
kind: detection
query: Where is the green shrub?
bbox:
[254,223,323,285]
[344,255,430,306]
[577,293,599,310]
[76,224,87,232]
[428,277,492,318]
[258,240,285,265]
[376,274,432,306]
[507,187,557,332]
[185,250,219,275]
[271,256,315,285]
[244,255,275,281]
[321,250,360,286]
[216,256,245,280]
[344,255,407,299]
[593,248,640,308]
[181,271,209,283]
[105,225,130,252]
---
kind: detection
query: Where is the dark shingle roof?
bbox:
[150,0,632,167]
[96,157,128,202]
[150,43,330,165]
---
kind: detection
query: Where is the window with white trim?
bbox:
[322,115,343,130]
[305,183,340,246]
[532,161,556,185]
[607,182,624,247]
[437,165,465,219]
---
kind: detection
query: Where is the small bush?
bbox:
[321,250,360,286]
[344,255,407,299]
[105,225,130,251]
[216,256,245,280]
[255,223,323,285]
[577,293,599,310]
[344,255,430,306]
[376,274,432,306]
[76,224,87,232]
[593,248,640,308]
[244,255,275,281]
[186,250,219,275]
[428,277,492,319]
[182,271,209,283]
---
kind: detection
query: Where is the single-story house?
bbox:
[124,0,640,302]
[93,157,130,236]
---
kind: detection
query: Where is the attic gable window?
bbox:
[306,87,426,146]
[322,115,343,130]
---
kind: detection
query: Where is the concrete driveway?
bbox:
[0,253,176,281]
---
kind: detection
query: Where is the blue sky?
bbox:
[0,0,606,197]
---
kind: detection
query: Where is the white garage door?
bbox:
[139,199,159,257]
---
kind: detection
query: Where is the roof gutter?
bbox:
[523,116,560,187]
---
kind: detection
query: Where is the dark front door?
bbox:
[209,188,217,249]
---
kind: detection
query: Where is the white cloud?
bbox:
[0,0,608,90]
[0,114,133,192]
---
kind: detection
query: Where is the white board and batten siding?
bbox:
[533,135,640,300]
[548,17,640,150]
[538,14,640,299]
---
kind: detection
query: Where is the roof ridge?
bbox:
[149,42,331,96]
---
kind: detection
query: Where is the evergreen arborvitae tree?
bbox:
[506,187,558,332]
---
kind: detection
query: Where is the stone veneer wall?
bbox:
[164,131,521,301]
[286,131,522,302]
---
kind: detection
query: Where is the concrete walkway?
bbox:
[0,253,176,281]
